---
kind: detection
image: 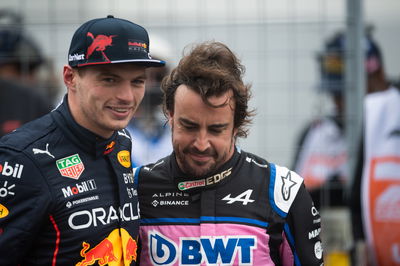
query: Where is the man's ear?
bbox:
[233,127,238,138]
[63,65,77,92]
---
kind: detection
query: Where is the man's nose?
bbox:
[115,82,135,102]
[193,130,211,152]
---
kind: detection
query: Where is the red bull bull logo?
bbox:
[77,239,117,266]
[86,32,116,62]
[125,236,138,262]
[104,141,115,155]
[76,228,138,266]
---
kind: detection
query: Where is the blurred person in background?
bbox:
[351,76,400,266]
[126,35,172,167]
[0,9,53,137]
[349,40,400,266]
[292,28,389,210]
[292,28,390,266]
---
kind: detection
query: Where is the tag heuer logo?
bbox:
[56,154,85,180]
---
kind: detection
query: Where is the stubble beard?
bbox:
[172,132,234,178]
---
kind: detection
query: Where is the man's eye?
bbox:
[103,78,116,83]
[182,124,197,131]
[132,79,145,85]
[210,128,223,134]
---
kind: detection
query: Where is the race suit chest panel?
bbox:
[25,136,139,264]
[138,158,285,265]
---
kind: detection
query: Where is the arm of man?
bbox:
[0,149,52,265]
[282,183,323,265]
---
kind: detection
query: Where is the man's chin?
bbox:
[109,120,130,131]
[186,163,214,178]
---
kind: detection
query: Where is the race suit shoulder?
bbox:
[137,148,323,265]
[0,96,139,266]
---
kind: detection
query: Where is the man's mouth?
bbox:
[110,107,131,113]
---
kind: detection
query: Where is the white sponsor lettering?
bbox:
[126,187,137,198]
[309,228,321,239]
[68,202,139,230]
[68,53,85,62]
[313,218,321,224]
[61,179,97,198]
[152,192,189,198]
[311,206,319,216]
[123,173,134,184]
[66,195,100,208]
[159,200,189,206]
[0,162,24,178]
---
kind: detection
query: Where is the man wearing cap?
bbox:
[0,15,164,265]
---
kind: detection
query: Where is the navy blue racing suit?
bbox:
[0,96,139,265]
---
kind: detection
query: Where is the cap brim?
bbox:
[77,59,165,68]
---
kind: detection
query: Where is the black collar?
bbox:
[171,146,240,193]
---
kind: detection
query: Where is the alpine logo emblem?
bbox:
[56,154,85,180]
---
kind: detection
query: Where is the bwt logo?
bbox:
[148,231,256,265]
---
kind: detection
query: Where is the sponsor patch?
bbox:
[148,231,256,265]
[314,241,323,259]
[117,150,131,168]
[61,179,97,198]
[178,168,232,191]
[0,204,9,218]
[77,228,138,265]
[56,154,85,180]
[103,141,115,155]
[66,195,99,208]
[128,40,148,53]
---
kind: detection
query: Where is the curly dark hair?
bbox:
[161,41,254,138]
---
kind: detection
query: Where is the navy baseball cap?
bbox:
[68,15,165,68]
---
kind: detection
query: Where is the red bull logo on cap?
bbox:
[86,32,116,63]
[76,228,138,266]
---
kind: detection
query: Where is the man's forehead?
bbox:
[175,84,235,106]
